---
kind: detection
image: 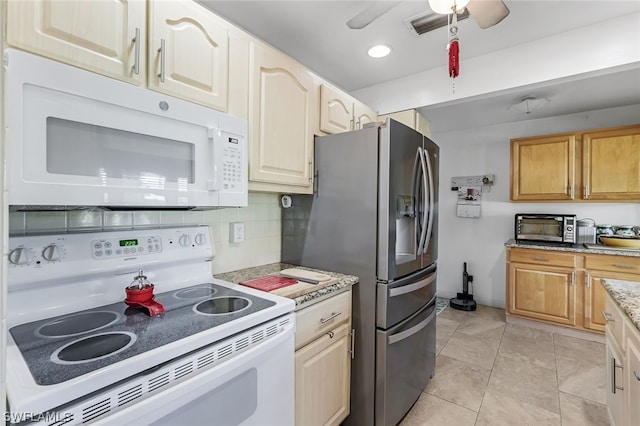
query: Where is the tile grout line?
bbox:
[473,318,507,426]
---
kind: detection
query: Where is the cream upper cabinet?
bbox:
[378,109,430,136]
[148,0,229,111]
[320,84,354,134]
[582,126,640,200]
[510,134,576,201]
[319,84,378,134]
[353,102,377,129]
[6,0,146,85]
[248,43,314,191]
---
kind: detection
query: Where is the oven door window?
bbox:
[519,219,562,238]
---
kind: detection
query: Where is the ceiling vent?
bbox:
[405,9,470,36]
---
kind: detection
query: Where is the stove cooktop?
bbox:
[10,283,275,385]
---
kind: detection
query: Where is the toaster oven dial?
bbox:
[8,247,35,265]
[42,244,63,262]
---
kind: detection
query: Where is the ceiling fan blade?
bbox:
[466,0,510,29]
[346,1,403,30]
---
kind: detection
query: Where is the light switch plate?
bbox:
[229,222,245,243]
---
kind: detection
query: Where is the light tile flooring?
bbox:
[400,305,610,426]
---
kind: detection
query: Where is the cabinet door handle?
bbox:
[571,272,575,287]
[601,311,615,322]
[157,38,166,82]
[585,273,591,288]
[532,257,549,262]
[308,160,313,183]
[567,185,574,199]
[320,311,342,324]
[327,331,335,338]
[350,328,356,359]
[611,357,624,393]
[131,27,140,75]
[634,371,640,382]
[613,264,637,270]
[584,185,590,199]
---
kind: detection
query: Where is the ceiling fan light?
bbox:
[368,45,391,58]
[428,0,471,15]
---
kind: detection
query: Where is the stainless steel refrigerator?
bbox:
[282,119,439,426]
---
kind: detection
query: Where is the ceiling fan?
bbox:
[346,0,510,30]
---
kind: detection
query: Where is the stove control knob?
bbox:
[194,233,206,246]
[42,244,63,262]
[8,247,35,265]
[179,234,192,247]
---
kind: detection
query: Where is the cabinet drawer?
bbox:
[585,254,640,274]
[296,291,351,350]
[508,248,576,268]
[604,293,626,351]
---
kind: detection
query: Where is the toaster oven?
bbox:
[515,214,577,244]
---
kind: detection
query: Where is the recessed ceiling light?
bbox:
[368,45,391,58]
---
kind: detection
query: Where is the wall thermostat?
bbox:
[281,195,292,208]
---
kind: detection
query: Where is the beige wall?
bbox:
[1,0,7,418]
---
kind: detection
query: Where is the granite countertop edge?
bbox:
[602,279,640,333]
[504,239,640,257]
[213,262,359,308]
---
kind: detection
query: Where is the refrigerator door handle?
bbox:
[388,273,436,298]
[411,147,422,253]
[423,149,435,255]
[387,308,436,345]
[417,147,429,255]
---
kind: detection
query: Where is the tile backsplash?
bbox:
[9,192,281,274]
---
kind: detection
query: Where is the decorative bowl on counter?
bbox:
[600,235,640,249]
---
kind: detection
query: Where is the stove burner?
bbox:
[36,311,120,338]
[51,332,137,365]
[174,285,217,299]
[194,297,252,316]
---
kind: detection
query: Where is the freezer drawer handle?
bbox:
[389,273,436,298]
[388,309,436,345]
[320,312,342,324]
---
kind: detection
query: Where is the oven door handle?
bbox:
[388,273,436,298]
[387,308,436,345]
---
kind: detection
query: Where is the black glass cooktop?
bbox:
[10,283,275,385]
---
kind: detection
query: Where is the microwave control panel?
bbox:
[222,136,244,191]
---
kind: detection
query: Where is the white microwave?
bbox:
[5,49,248,210]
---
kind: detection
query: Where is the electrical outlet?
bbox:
[229,222,245,243]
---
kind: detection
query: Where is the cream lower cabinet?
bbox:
[148,0,229,111]
[248,43,315,193]
[625,321,640,426]
[6,0,146,85]
[295,290,352,426]
[603,291,640,426]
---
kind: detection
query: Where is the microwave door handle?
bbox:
[423,149,435,255]
[417,147,429,255]
[207,127,222,191]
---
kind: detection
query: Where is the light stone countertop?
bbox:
[602,279,640,333]
[505,239,640,257]
[214,263,359,309]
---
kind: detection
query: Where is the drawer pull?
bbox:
[320,312,342,324]
[532,257,549,261]
[327,331,335,338]
[613,264,637,270]
[601,311,615,322]
[634,371,640,382]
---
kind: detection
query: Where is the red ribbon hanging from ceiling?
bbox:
[448,39,459,78]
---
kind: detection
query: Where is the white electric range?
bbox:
[6,226,295,425]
